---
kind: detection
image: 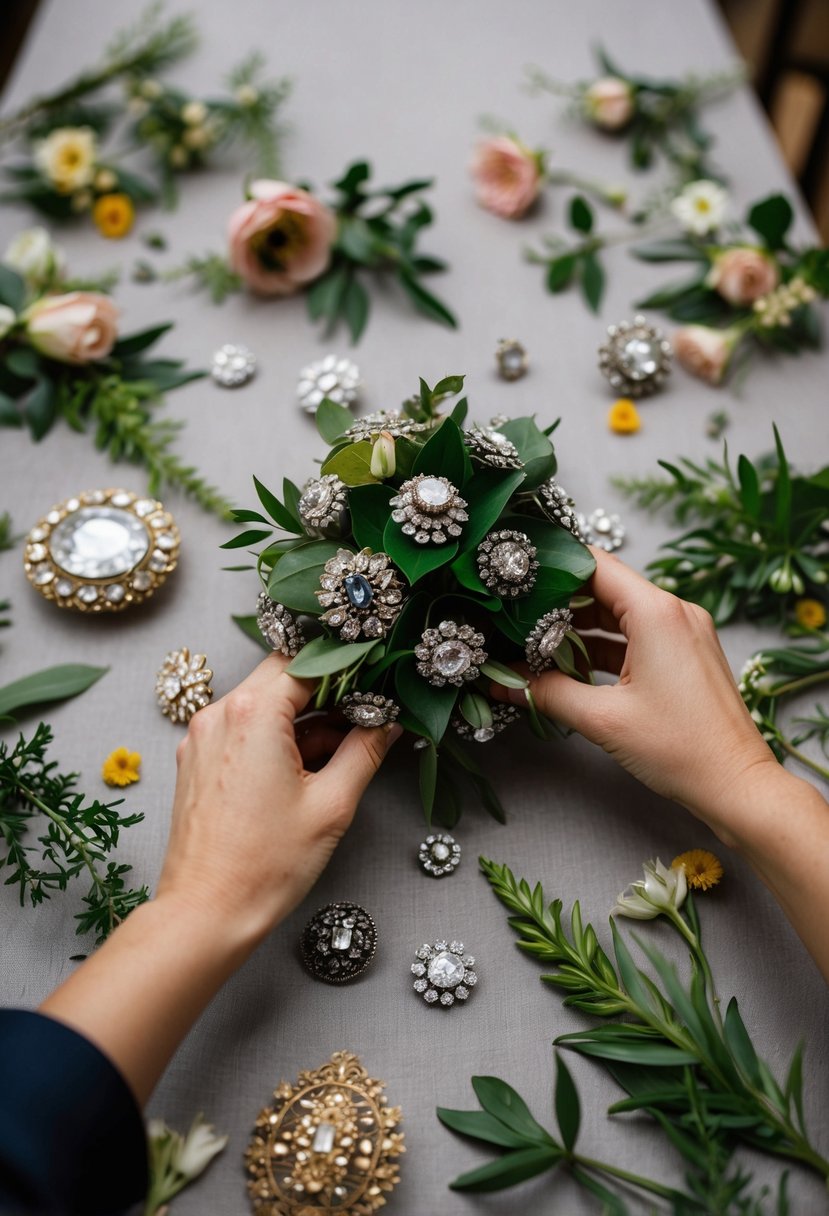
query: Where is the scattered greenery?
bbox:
[527,193,607,313]
[739,634,829,784]
[0,723,148,943]
[613,427,829,625]
[0,664,108,720]
[166,253,243,304]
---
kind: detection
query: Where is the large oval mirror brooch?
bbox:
[24,488,180,613]
[245,1051,404,1214]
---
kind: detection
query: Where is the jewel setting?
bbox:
[211,342,257,387]
[464,425,523,469]
[155,647,214,724]
[257,592,306,657]
[598,315,672,397]
[476,529,538,597]
[344,410,429,443]
[301,903,377,984]
[578,507,626,552]
[390,474,468,545]
[24,489,179,613]
[525,608,574,674]
[418,832,461,878]
[538,479,588,541]
[412,940,478,1007]
[415,620,487,687]
[452,702,520,743]
[495,338,528,381]
[316,548,406,641]
[341,692,400,728]
[297,474,349,538]
[297,354,360,413]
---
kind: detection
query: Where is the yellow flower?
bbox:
[608,398,641,434]
[102,747,142,787]
[795,598,826,630]
[92,193,135,239]
[34,126,97,193]
[672,849,723,891]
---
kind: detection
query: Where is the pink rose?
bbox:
[470,136,542,220]
[227,179,337,296]
[25,291,119,364]
[673,324,741,386]
[706,246,779,306]
[585,77,635,131]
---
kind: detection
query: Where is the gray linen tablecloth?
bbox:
[1,2,827,1212]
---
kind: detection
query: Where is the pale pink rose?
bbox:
[25,291,119,364]
[585,77,635,131]
[673,324,741,386]
[470,136,542,220]
[227,179,337,296]
[707,246,779,306]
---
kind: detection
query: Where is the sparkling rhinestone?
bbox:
[427,950,466,989]
[411,962,426,976]
[46,510,61,525]
[331,924,353,951]
[455,985,469,1000]
[27,543,47,562]
[28,527,47,542]
[162,675,181,700]
[312,1123,336,1154]
[440,992,455,1006]
[110,492,132,507]
[105,584,125,603]
[432,842,450,861]
[413,978,428,993]
[344,572,373,608]
[433,640,471,679]
[34,567,54,585]
[131,571,153,591]
[416,945,431,960]
[149,550,168,572]
[424,989,438,1003]
[134,499,156,517]
[82,490,105,505]
[473,726,495,742]
[416,476,451,508]
[492,541,529,581]
[620,336,661,380]
[49,507,149,578]
[540,620,568,656]
[352,704,384,726]
[464,970,478,986]
[77,585,98,604]
[155,532,177,551]
[55,579,73,597]
[299,482,333,516]
[450,941,464,954]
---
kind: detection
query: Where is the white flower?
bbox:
[235,84,259,107]
[140,78,163,100]
[94,167,118,193]
[670,179,729,235]
[181,100,208,126]
[145,1114,228,1216]
[612,858,688,920]
[177,1115,229,1177]
[3,227,65,289]
[0,304,17,339]
[34,127,97,194]
[370,430,396,478]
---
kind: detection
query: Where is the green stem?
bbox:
[768,670,829,699]
[668,909,724,1033]
[781,738,829,783]
[572,1153,676,1199]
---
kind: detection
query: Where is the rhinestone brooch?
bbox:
[257,592,306,657]
[464,425,523,469]
[341,692,400,728]
[24,488,179,613]
[412,940,478,1007]
[155,647,214,724]
[578,507,626,552]
[525,609,573,674]
[389,474,468,545]
[452,702,520,743]
[598,315,672,397]
[316,548,406,642]
[495,338,528,381]
[415,620,487,687]
[418,832,461,877]
[245,1051,404,1215]
[297,474,349,538]
[344,409,429,442]
[211,343,256,387]
[538,480,588,542]
[476,529,538,597]
[301,902,377,984]
[297,354,360,414]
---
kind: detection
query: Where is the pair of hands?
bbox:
[158,550,779,941]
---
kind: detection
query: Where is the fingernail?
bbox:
[386,723,404,745]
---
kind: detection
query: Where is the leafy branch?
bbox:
[739,634,829,783]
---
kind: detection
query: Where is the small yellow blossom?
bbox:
[102,747,142,787]
[92,193,135,239]
[672,849,723,891]
[608,398,641,434]
[795,599,826,630]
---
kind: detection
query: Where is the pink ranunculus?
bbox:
[470,136,542,220]
[25,291,119,364]
[227,179,337,296]
[584,77,635,131]
[706,246,779,306]
[673,324,741,386]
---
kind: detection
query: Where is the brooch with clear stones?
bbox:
[155,647,214,724]
[256,592,306,657]
[300,902,377,984]
[525,608,573,674]
[538,479,588,541]
[418,832,461,877]
[316,548,406,641]
[598,315,672,397]
[297,474,349,538]
[464,426,523,469]
[341,692,400,728]
[344,410,429,442]
[415,621,487,687]
[389,474,468,545]
[411,940,478,1007]
[476,529,538,597]
[452,703,520,743]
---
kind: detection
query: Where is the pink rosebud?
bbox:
[25,291,119,364]
[584,77,635,131]
[227,179,337,296]
[470,136,542,220]
[673,324,741,386]
[706,246,779,306]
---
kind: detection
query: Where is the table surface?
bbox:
[1,2,827,1212]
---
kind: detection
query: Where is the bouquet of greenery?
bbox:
[227,376,596,821]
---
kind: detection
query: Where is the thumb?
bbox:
[494,671,604,737]
[316,722,402,807]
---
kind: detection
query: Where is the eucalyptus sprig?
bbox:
[476,857,829,1188]
[739,634,829,783]
[612,427,829,626]
[0,723,148,944]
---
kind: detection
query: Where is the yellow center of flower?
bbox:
[672,849,723,891]
[694,198,711,213]
[794,598,827,630]
[92,193,135,240]
[252,214,307,272]
[607,398,641,434]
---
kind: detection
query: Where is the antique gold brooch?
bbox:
[245,1052,404,1214]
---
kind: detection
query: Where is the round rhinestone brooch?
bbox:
[155,647,214,724]
[211,343,257,387]
[525,609,574,674]
[418,832,461,878]
[598,315,672,397]
[297,354,360,414]
[301,902,377,984]
[344,410,429,442]
[316,548,406,642]
[578,507,626,552]
[24,488,179,613]
[389,474,468,545]
[412,940,478,1007]
[495,338,528,381]
[464,425,523,469]
[257,592,306,657]
[476,529,538,597]
[538,480,588,541]
[297,474,349,538]
[341,692,400,728]
[415,620,487,688]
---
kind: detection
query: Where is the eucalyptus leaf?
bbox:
[553,1053,580,1152]
[0,664,108,717]
[322,440,378,487]
[253,474,304,533]
[480,661,528,690]
[436,1106,531,1149]
[287,635,378,677]
[267,540,343,612]
[449,1145,560,1192]
[412,416,471,488]
[471,1076,554,1144]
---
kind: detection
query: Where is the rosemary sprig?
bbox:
[739,634,829,783]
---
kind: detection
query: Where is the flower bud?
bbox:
[769,566,792,594]
[370,430,396,478]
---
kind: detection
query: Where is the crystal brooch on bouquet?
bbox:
[476,529,538,597]
[256,592,306,657]
[464,425,523,469]
[452,703,520,743]
[316,548,406,642]
[297,473,349,538]
[412,939,478,1007]
[525,608,573,674]
[389,474,468,545]
[415,620,487,687]
[341,692,400,728]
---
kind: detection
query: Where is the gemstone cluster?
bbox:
[155,647,214,724]
[390,474,468,545]
[415,620,487,687]
[316,548,406,641]
[476,529,538,597]
[417,832,461,878]
[578,507,626,552]
[297,474,349,537]
[256,592,306,657]
[301,903,377,984]
[538,479,587,542]
[452,702,520,743]
[464,425,523,469]
[341,692,400,728]
[412,940,478,1007]
[525,608,574,674]
[598,315,672,398]
[296,353,360,413]
[344,409,429,442]
[211,342,256,387]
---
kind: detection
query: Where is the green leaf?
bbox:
[0,265,25,313]
[632,238,708,262]
[553,1053,580,1152]
[460,692,493,729]
[580,250,605,313]
[382,517,458,584]
[316,398,356,445]
[412,416,470,488]
[449,1146,560,1192]
[267,540,342,612]
[569,195,593,234]
[517,519,596,582]
[773,424,791,539]
[449,550,500,608]
[349,484,393,552]
[558,1037,698,1066]
[24,378,57,441]
[5,347,40,380]
[610,921,653,1010]
[322,440,378,487]
[343,275,370,343]
[253,474,304,533]
[0,390,22,427]
[570,1166,630,1216]
[395,657,456,745]
[220,528,273,549]
[306,265,349,323]
[460,468,527,549]
[436,1107,531,1148]
[496,418,554,489]
[724,996,762,1087]
[287,635,378,677]
[471,1077,553,1144]
[112,322,171,358]
[0,664,108,717]
[433,374,465,399]
[232,614,270,651]
[747,193,794,251]
[398,270,458,329]
[419,741,437,824]
[737,454,760,517]
[546,253,577,293]
[480,661,528,690]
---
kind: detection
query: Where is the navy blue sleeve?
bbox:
[0,1009,148,1215]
